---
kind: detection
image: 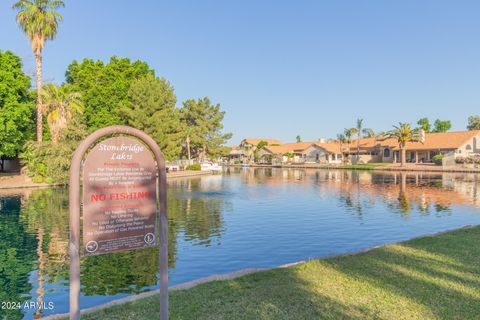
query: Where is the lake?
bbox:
[1,168,480,319]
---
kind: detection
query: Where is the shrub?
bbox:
[20,116,87,184]
[432,154,443,165]
[455,155,480,165]
[186,164,201,171]
[455,156,466,164]
[32,175,44,184]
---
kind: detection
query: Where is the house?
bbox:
[232,130,480,165]
[309,142,343,164]
[346,130,480,163]
[258,142,343,164]
[388,130,480,163]
[237,138,283,162]
[227,146,247,163]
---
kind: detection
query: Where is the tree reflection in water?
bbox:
[14,177,228,298]
[0,196,37,320]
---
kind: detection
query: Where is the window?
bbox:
[383,148,391,157]
[316,154,319,161]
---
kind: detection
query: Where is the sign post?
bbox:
[69,126,168,320]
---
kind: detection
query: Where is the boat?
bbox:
[200,162,222,171]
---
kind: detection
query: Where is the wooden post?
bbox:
[69,125,168,320]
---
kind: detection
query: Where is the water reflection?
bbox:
[225,167,480,213]
[0,169,479,318]
[0,196,37,320]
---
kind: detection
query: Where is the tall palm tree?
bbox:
[344,128,356,161]
[336,133,346,163]
[385,123,420,167]
[12,0,65,142]
[355,118,363,158]
[42,84,83,143]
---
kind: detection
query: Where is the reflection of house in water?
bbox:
[231,168,480,210]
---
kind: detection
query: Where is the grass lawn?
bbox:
[339,162,388,170]
[78,226,480,320]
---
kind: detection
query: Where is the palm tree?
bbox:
[336,133,346,163]
[344,128,356,161]
[355,118,363,158]
[385,123,420,167]
[362,128,375,138]
[42,84,83,143]
[12,0,65,142]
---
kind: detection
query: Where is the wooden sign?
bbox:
[69,126,168,320]
[82,136,157,255]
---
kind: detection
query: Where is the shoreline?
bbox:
[226,163,480,173]
[39,224,478,320]
[0,170,214,190]
[3,164,479,190]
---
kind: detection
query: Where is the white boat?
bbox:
[201,162,222,171]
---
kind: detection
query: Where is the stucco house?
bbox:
[231,130,480,165]
[347,130,480,163]
[259,142,343,164]
[229,138,283,163]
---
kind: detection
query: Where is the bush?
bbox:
[432,154,443,165]
[32,175,44,184]
[455,156,466,164]
[186,164,201,171]
[455,155,480,165]
[20,116,87,184]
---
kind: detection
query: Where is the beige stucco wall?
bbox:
[456,133,480,156]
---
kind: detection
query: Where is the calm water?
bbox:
[1,168,480,319]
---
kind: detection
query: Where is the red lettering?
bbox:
[90,194,107,202]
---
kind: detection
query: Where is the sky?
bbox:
[1,0,479,144]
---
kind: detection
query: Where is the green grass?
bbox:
[79,226,480,320]
[339,162,388,170]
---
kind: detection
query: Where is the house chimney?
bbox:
[419,129,426,143]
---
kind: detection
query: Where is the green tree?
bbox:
[284,152,294,162]
[120,74,182,160]
[256,140,269,150]
[0,51,34,171]
[20,113,87,183]
[386,123,420,167]
[12,0,65,142]
[417,117,431,133]
[432,119,451,133]
[296,135,302,142]
[42,84,83,143]
[179,97,232,161]
[254,140,269,161]
[65,57,153,130]
[467,115,480,130]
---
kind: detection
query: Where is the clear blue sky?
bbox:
[1,1,479,144]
